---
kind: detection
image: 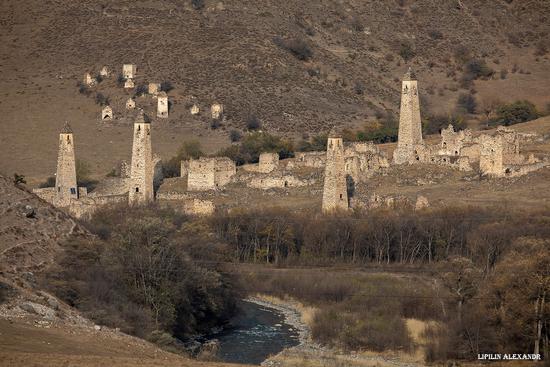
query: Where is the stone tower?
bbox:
[393,67,423,164]
[55,122,78,207]
[157,92,168,118]
[322,134,348,213]
[128,110,154,204]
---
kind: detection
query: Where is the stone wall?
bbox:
[246,174,312,189]
[187,157,236,191]
[122,64,136,79]
[294,152,326,168]
[259,153,279,173]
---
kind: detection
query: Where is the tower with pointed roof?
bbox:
[128,110,154,204]
[55,122,78,207]
[393,67,423,164]
[322,130,348,213]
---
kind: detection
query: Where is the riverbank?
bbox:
[249,294,428,367]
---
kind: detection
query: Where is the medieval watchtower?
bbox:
[322,133,348,213]
[157,92,168,118]
[129,110,154,204]
[55,122,78,207]
[393,67,423,164]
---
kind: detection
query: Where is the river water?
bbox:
[207,299,300,365]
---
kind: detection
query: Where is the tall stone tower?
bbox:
[393,67,423,164]
[322,134,348,213]
[55,122,78,207]
[129,110,154,204]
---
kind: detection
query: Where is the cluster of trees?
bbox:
[211,206,550,359]
[45,205,236,345]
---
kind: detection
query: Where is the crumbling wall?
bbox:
[187,157,236,191]
[294,152,326,168]
[259,153,279,173]
[247,174,312,189]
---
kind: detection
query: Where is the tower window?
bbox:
[135,187,139,192]
[70,188,76,195]
[340,194,343,199]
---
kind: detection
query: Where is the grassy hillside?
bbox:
[1,0,550,182]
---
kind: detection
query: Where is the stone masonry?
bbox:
[122,64,136,79]
[55,122,79,207]
[157,91,168,118]
[187,157,236,191]
[393,68,423,164]
[128,111,154,204]
[322,134,348,213]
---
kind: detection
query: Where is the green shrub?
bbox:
[163,140,204,177]
[274,36,313,61]
[423,115,465,135]
[217,132,293,165]
[296,133,327,152]
[456,93,477,114]
[398,41,416,62]
[489,100,539,126]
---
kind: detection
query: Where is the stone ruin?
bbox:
[129,110,154,204]
[387,68,548,178]
[211,103,224,120]
[148,83,160,96]
[34,112,159,218]
[33,122,83,208]
[122,64,136,80]
[101,106,113,121]
[157,92,168,118]
[185,157,236,191]
[126,98,136,110]
[84,73,96,86]
[393,68,423,165]
[124,79,135,89]
[322,134,349,213]
[99,66,110,77]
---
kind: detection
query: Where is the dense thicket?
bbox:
[211,206,550,359]
[45,205,236,344]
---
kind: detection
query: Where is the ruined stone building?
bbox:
[99,66,110,77]
[148,83,160,96]
[186,157,236,191]
[122,64,136,79]
[84,73,96,86]
[393,68,423,164]
[157,92,168,118]
[211,103,224,120]
[322,134,348,213]
[126,98,136,110]
[124,79,135,89]
[344,142,390,182]
[129,111,154,204]
[101,106,113,121]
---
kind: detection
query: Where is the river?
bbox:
[207,299,300,365]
